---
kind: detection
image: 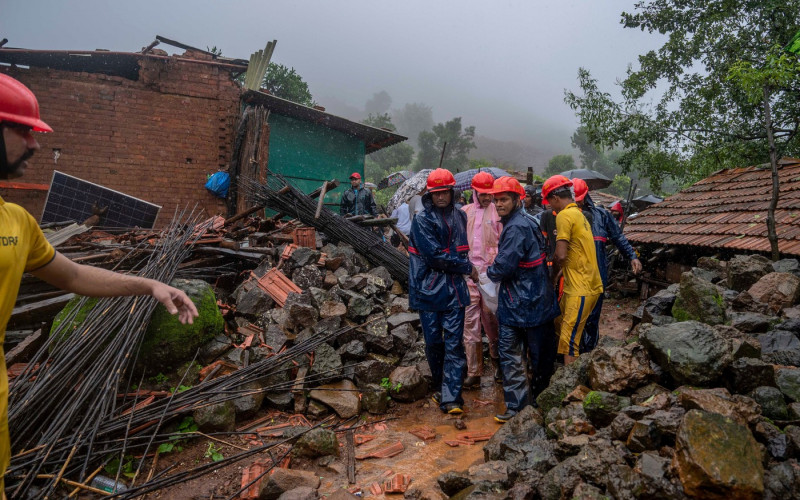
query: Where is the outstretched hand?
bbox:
[151,283,199,324]
[631,259,643,275]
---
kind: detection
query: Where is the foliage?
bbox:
[150,373,168,386]
[380,377,402,393]
[543,154,576,177]
[171,384,192,394]
[604,174,633,198]
[469,158,494,170]
[416,117,477,172]
[365,91,392,116]
[261,63,314,107]
[564,0,800,192]
[205,442,224,462]
[157,416,198,455]
[105,455,136,479]
[362,113,415,183]
[393,103,435,150]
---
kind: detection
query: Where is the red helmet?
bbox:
[471,171,495,193]
[541,175,573,200]
[572,178,589,202]
[0,73,52,132]
[490,176,526,199]
[426,168,456,192]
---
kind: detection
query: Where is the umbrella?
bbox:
[453,167,510,191]
[377,170,413,190]
[387,169,432,213]
[559,169,613,190]
[631,194,663,211]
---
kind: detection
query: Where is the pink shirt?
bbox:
[462,201,502,274]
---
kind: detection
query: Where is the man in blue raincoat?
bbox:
[487,177,560,423]
[408,168,478,414]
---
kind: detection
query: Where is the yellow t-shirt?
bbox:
[1,196,55,341]
[555,203,603,296]
[0,195,55,483]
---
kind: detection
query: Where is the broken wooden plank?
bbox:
[346,429,356,484]
[5,328,44,365]
[7,294,74,330]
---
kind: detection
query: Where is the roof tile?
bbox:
[625,158,800,256]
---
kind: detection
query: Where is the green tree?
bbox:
[564,1,800,194]
[393,103,434,151]
[728,45,800,258]
[604,174,632,198]
[362,114,414,182]
[416,117,476,172]
[571,126,602,171]
[544,154,576,177]
[261,63,314,106]
[365,91,392,116]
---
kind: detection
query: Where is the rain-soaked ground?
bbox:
[143,296,638,499]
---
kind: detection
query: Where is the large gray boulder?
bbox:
[728,254,774,292]
[483,406,556,473]
[748,272,800,313]
[672,272,726,325]
[640,321,733,386]
[674,410,763,499]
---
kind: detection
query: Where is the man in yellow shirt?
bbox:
[541,175,603,365]
[0,73,199,495]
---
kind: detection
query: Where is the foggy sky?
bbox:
[1,0,662,159]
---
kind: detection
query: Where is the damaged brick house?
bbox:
[624,157,800,284]
[0,44,405,225]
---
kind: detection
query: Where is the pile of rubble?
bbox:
[431,254,800,500]
[192,236,429,429]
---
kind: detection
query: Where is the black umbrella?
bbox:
[631,194,663,211]
[377,170,413,190]
[559,169,613,190]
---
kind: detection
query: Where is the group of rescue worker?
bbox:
[406,168,641,423]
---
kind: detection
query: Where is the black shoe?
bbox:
[431,392,441,405]
[463,376,481,388]
[443,403,463,415]
[494,410,517,423]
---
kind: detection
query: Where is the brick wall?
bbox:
[1,52,241,226]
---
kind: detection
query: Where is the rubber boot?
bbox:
[463,342,483,388]
[491,356,502,383]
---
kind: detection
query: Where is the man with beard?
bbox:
[487,177,560,423]
[0,73,198,495]
[408,168,478,414]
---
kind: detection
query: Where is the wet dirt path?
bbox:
[148,297,637,499]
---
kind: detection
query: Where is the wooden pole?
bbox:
[315,181,329,219]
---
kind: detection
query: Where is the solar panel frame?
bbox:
[40,171,161,230]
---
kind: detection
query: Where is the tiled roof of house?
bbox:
[624,157,800,256]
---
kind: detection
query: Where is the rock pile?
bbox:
[436,254,800,499]
[189,240,428,430]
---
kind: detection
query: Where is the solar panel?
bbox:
[41,171,161,229]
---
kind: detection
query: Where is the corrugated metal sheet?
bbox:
[624,158,800,256]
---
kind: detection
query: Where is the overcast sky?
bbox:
[2,0,662,155]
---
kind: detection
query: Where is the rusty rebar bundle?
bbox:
[245,176,409,284]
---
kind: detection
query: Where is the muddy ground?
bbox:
[116,296,639,500]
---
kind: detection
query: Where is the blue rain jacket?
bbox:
[487,207,560,327]
[408,193,472,311]
[584,195,637,286]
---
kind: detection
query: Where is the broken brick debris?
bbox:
[356,440,405,460]
[409,426,436,441]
